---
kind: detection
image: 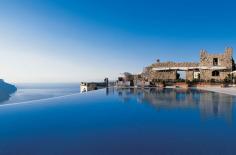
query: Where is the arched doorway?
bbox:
[212,70,220,77]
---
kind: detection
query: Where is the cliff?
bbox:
[0,79,17,102]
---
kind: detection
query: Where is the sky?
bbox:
[0,0,236,83]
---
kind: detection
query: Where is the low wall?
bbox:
[193,82,222,88]
[175,82,189,89]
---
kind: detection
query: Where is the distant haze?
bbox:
[0,0,236,83]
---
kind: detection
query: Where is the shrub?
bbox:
[224,74,233,84]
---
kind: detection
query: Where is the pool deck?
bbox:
[198,86,236,96]
[116,85,236,96]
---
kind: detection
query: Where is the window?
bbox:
[213,58,218,66]
[194,72,200,79]
[212,70,220,76]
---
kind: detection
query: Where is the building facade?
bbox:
[142,47,235,82]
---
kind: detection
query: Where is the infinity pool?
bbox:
[0,88,236,155]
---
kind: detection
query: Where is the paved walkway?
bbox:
[198,87,236,96]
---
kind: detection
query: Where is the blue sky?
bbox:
[0,0,236,83]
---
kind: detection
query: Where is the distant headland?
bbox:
[0,79,17,102]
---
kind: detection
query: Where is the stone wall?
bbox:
[151,62,199,68]
[148,70,177,81]
[186,70,194,81]
[200,70,231,81]
[199,48,233,81]
[140,47,235,82]
[200,48,233,68]
[146,62,198,81]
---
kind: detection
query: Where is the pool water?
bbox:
[0,88,236,155]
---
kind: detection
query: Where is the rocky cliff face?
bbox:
[0,79,17,103]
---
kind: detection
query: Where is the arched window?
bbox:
[212,70,220,77]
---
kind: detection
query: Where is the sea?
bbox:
[1,83,81,105]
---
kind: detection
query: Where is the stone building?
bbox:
[199,48,234,81]
[117,72,150,87]
[142,47,235,82]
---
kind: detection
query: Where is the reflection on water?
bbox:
[1,87,236,154]
[108,88,235,122]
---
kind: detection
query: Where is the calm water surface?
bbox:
[2,83,80,104]
[0,88,236,155]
